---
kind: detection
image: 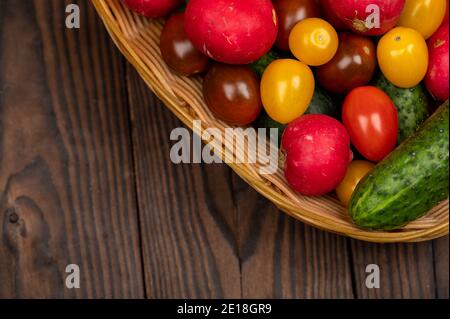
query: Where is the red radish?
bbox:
[123,0,182,18]
[282,115,352,196]
[425,24,449,101]
[326,0,405,36]
[184,0,278,64]
[318,0,348,31]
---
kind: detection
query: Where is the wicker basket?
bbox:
[92,0,449,243]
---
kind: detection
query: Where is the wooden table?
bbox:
[0,0,448,299]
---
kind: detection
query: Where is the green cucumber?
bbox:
[349,101,449,231]
[375,73,429,143]
[305,86,339,119]
[254,111,286,145]
[249,49,292,78]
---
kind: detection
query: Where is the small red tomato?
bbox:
[203,64,262,125]
[123,0,183,18]
[425,24,449,101]
[274,0,321,51]
[160,13,210,76]
[342,86,398,162]
[282,114,352,196]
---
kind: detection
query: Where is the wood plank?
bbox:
[126,68,241,298]
[433,236,449,299]
[234,177,355,299]
[349,240,437,298]
[0,0,144,298]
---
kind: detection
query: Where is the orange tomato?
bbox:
[398,0,447,39]
[289,18,339,66]
[260,59,315,124]
[377,27,428,88]
[336,160,375,207]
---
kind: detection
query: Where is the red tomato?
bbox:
[342,87,398,162]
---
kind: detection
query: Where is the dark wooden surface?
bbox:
[0,0,448,299]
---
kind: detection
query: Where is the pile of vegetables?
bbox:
[123,0,449,231]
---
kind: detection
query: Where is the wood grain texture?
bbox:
[0,0,144,298]
[0,0,447,300]
[349,240,437,298]
[433,236,449,299]
[126,67,241,298]
[233,177,354,299]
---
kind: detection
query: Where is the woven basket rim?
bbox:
[92,0,449,243]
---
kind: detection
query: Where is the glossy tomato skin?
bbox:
[289,18,339,66]
[123,0,183,18]
[274,0,321,51]
[261,59,315,124]
[425,24,449,101]
[316,33,377,95]
[377,27,428,88]
[336,160,375,207]
[160,13,210,76]
[203,64,262,125]
[342,86,398,162]
[398,0,447,39]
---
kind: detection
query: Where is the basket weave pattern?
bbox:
[93,0,449,242]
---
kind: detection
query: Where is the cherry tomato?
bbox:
[316,33,377,95]
[377,27,428,88]
[336,160,375,207]
[342,86,398,162]
[203,64,262,125]
[274,0,321,51]
[261,59,315,124]
[398,0,447,39]
[160,13,210,76]
[289,18,339,66]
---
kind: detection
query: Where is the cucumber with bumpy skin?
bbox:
[349,101,449,231]
[375,73,429,143]
[305,86,339,119]
[249,49,293,78]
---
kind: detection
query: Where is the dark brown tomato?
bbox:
[317,0,348,31]
[203,64,262,126]
[160,13,210,76]
[316,33,377,95]
[274,0,321,51]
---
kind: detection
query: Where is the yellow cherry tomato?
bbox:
[289,18,339,66]
[336,160,375,207]
[377,27,428,88]
[261,59,315,124]
[398,0,447,39]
